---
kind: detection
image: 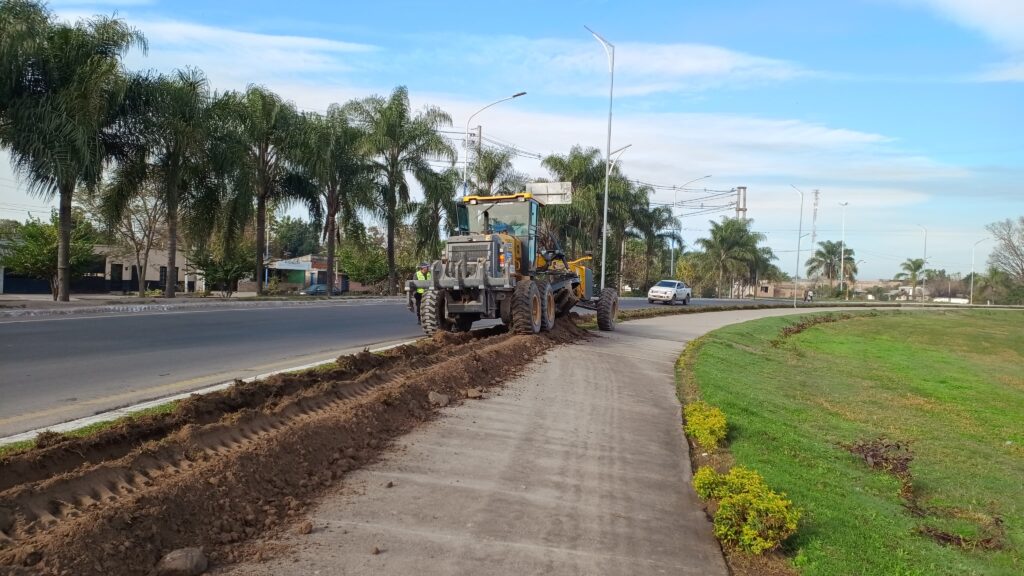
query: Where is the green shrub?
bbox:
[144,288,164,297]
[713,487,801,554]
[683,401,728,451]
[693,466,722,500]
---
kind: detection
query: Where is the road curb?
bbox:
[0,337,421,447]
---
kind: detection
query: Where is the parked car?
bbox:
[647,280,692,305]
[299,284,343,296]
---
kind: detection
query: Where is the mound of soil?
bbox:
[0,319,588,575]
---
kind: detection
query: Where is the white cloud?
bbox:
[975,59,1024,81]
[903,0,1024,82]
[906,0,1024,50]
[420,36,807,97]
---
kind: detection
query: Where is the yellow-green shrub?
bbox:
[693,466,769,501]
[693,466,800,555]
[713,487,801,554]
[683,401,727,451]
[693,466,722,500]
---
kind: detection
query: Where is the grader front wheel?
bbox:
[596,287,619,331]
[420,290,451,336]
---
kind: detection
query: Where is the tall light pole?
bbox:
[838,201,848,300]
[791,185,806,308]
[970,237,988,305]
[670,175,712,277]
[585,25,615,290]
[461,92,527,195]
[916,224,928,302]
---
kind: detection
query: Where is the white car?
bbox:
[647,280,692,305]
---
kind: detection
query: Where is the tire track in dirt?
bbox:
[0,321,587,575]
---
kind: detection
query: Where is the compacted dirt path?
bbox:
[221,308,820,576]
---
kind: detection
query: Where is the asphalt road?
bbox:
[0,296,789,437]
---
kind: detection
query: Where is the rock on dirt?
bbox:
[466,388,483,399]
[153,547,207,576]
[295,521,313,535]
[428,391,450,407]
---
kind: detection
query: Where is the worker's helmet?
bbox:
[419,262,429,269]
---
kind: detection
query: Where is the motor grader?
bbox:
[405,188,618,336]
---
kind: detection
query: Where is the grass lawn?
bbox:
[691,309,1024,576]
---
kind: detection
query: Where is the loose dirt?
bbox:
[0,320,588,575]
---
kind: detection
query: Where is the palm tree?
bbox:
[469,148,525,196]
[744,245,780,298]
[107,68,214,298]
[412,167,460,259]
[541,146,604,257]
[696,218,765,298]
[344,86,456,294]
[633,205,680,292]
[219,86,307,294]
[894,258,925,301]
[0,1,146,300]
[292,106,369,294]
[804,240,842,288]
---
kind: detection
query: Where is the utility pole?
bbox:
[735,186,748,221]
[811,189,820,245]
[917,225,928,302]
[839,201,848,300]
[791,185,806,308]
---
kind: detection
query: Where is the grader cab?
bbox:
[406,189,618,335]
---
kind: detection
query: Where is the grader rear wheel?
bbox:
[535,280,556,332]
[596,287,619,331]
[512,280,542,334]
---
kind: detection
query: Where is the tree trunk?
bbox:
[325,205,337,295]
[136,253,146,296]
[165,187,178,299]
[57,184,73,302]
[386,208,397,296]
[255,194,266,295]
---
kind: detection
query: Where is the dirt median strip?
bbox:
[0,320,588,575]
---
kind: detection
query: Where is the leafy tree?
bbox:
[81,184,166,296]
[0,1,146,300]
[271,215,320,258]
[344,86,456,294]
[0,211,97,299]
[985,217,1024,283]
[894,258,925,301]
[189,243,252,298]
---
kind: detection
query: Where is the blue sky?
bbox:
[2,0,1021,280]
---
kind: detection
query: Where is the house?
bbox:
[0,243,193,294]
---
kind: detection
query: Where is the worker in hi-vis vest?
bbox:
[412,262,430,324]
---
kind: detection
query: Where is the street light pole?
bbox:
[791,185,806,308]
[970,237,988,305]
[669,175,712,278]
[839,202,848,300]
[586,25,615,291]
[461,92,527,195]
[917,224,928,302]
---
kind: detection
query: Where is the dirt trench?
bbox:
[0,321,587,575]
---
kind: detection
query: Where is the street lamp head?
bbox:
[512,91,526,98]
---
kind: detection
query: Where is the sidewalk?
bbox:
[220,308,824,576]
